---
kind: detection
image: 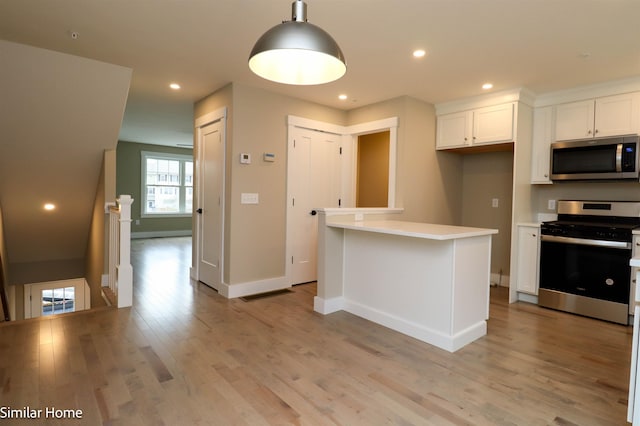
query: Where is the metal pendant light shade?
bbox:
[249,0,346,85]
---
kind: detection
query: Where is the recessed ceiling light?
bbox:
[412,49,427,58]
[44,203,56,211]
[482,83,493,90]
[169,83,181,90]
[338,94,348,100]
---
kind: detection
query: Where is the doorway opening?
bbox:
[356,131,390,208]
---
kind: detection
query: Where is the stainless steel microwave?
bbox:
[550,135,640,181]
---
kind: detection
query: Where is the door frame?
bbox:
[191,107,227,287]
[285,115,398,286]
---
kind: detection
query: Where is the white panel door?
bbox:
[288,127,341,285]
[197,120,224,289]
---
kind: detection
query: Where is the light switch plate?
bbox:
[241,193,259,204]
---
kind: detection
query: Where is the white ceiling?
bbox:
[2,0,639,148]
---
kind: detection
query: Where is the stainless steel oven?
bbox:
[539,200,640,325]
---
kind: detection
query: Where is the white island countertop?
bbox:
[328,220,498,240]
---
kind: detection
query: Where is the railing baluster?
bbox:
[108,195,134,308]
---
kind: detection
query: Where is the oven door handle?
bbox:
[541,234,631,249]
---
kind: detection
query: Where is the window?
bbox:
[42,286,75,316]
[142,151,193,216]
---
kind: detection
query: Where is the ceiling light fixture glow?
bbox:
[248,0,346,85]
[482,83,493,90]
[413,49,426,58]
[169,83,181,90]
[44,203,56,211]
[338,94,347,100]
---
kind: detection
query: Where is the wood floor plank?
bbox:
[0,237,633,425]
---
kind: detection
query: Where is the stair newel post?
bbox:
[117,194,134,308]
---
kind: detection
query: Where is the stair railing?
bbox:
[108,195,133,308]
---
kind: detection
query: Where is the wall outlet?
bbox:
[135,219,140,226]
[548,199,556,211]
[491,198,499,208]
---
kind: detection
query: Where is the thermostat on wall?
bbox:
[240,153,251,164]
[263,152,275,162]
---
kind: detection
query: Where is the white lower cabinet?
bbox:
[516,224,540,295]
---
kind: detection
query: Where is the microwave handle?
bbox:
[616,143,623,172]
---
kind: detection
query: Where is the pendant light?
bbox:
[248,0,346,85]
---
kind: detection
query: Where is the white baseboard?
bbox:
[517,292,539,304]
[131,230,192,239]
[313,296,345,314]
[215,276,290,299]
[491,272,510,287]
[342,299,486,353]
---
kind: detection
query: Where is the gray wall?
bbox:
[116,141,193,237]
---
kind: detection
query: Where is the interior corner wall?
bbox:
[347,96,463,224]
[116,141,193,237]
[461,151,514,277]
[84,157,107,308]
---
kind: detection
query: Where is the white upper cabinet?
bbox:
[436,103,514,150]
[555,92,640,141]
[436,110,472,149]
[473,103,514,145]
[530,106,554,184]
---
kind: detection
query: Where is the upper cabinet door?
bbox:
[531,106,554,184]
[472,103,514,145]
[436,111,472,149]
[555,99,595,141]
[595,93,640,138]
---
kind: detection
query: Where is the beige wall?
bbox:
[348,96,463,224]
[461,151,514,277]
[194,87,465,289]
[533,182,640,216]
[84,157,108,308]
[195,83,346,285]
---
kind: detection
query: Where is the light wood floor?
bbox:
[0,236,633,425]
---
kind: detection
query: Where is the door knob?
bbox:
[196,208,203,214]
[310,210,317,216]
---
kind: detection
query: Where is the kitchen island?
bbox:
[314,210,498,352]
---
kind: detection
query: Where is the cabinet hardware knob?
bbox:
[587,129,592,134]
[532,234,537,237]
[595,129,599,134]
[544,174,548,178]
